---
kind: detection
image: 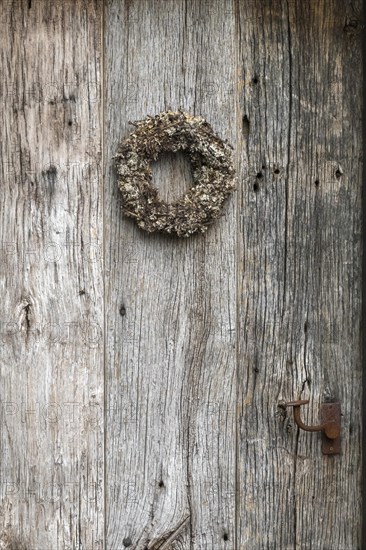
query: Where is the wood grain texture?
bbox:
[0,1,104,548]
[237,1,363,549]
[0,0,362,548]
[104,0,237,548]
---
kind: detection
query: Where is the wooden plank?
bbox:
[0,1,104,548]
[104,0,237,547]
[286,2,363,547]
[236,1,363,548]
[236,2,296,547]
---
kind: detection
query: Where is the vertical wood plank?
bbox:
[0,1,104,548]
[236,0,363,548]
[287,2,363,548]
[104,0,237,548]
[236,1,295,547]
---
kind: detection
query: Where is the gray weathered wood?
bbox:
[0,1,104,548]
[237,1,363,548]
[104,0,237,547]
[0,0,362,548]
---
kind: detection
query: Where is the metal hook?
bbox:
[285,399,341,455]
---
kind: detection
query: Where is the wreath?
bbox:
[114,110,236,237]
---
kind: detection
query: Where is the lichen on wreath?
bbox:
[114,110,236,237]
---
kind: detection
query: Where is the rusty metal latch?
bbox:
[285,400,341,455]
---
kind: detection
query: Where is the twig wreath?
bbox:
[114,110,236,237]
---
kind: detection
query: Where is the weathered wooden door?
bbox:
[1,1,362,548]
